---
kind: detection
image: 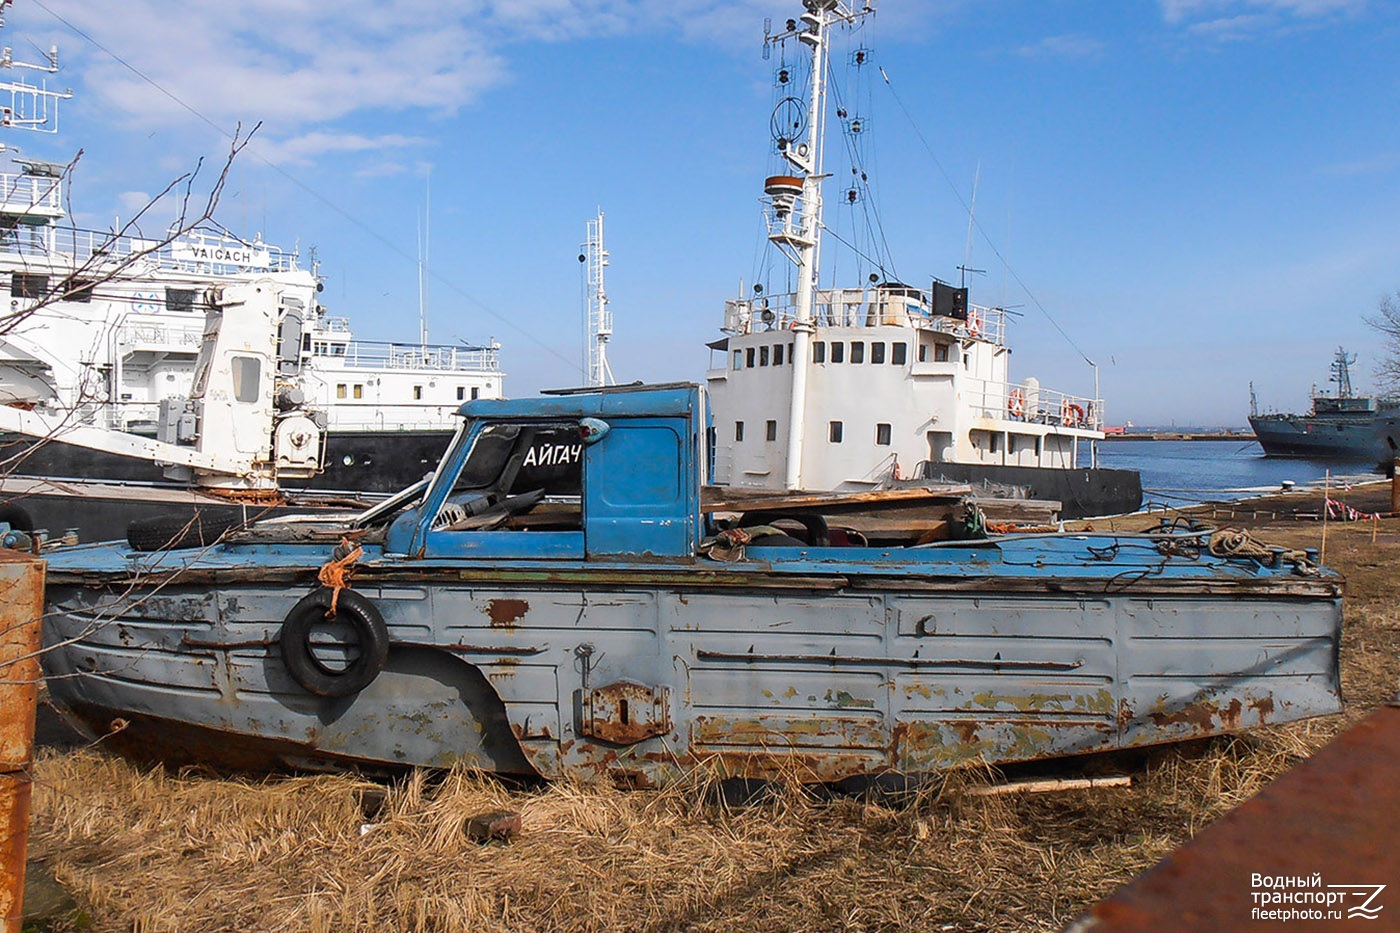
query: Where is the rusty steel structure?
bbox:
[0,550,44,932]
[36,384,1345,784]
[1069,702,1400,931]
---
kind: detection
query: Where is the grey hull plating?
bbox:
[41,385,1343,782]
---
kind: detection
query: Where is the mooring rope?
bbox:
[317,538,364,615]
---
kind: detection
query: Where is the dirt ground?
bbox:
[23,482,1400,933]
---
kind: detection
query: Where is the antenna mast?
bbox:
[581,209,614,387]
[0,0,70,137]
[765,0,875,490]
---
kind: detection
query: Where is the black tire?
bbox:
[126,512,240,552]
[279,587,390,698]
[0,503,33,533]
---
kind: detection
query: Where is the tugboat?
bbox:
[705,1,1141,519]
[1249,347,1399,462]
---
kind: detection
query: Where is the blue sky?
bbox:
[12,0,1400,426]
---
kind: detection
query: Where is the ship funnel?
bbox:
[765,174,804,218]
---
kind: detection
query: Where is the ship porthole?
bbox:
[279,587,390,698]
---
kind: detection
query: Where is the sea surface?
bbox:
[1083,439,1385,507]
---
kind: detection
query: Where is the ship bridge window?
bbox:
[813,341,826,363]
[231,356,260,403]
[891,342,907,365]
[746,348,756,368]
[774,344,785,365]
[871,342,885,364]
[165,287,198,313]
[850,341,865,364]
[733,350,742,369]
[766,420,777,441]
[830,342,845,363]
[759,346,770,366]
[62,279,95,303]
[876,423,891,446]
[936,343,950,362]
[829,421,843,443]
[413,385,424,400]
[472,387,480,400]
[457,386,465,401]
[353,384,364,399]
[336,383,347,399]
[10,273,47,299]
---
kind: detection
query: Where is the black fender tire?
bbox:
[126,512,240,552]
[279,587,390,698]
[0,503,33,533]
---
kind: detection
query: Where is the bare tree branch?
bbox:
[1364,291,1400,394]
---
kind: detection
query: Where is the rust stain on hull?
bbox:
[485,598,530,627]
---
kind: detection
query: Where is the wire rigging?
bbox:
[878,65,1096,368]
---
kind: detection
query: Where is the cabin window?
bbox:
[413,385,424,400]
[10,273,46,299]
[989,432,1001,454]
[773,344,785,365]
[457,386,465,401]
[963,353,971,368]
[759,346,770,366]
[870,342,885,364]
[1008,435,1018,455]
[471,387,480,400]
[813,341,826,363]
[62,279,95,303]
[746,348,756,368]
[336,383,347,399]
[936,343,950,363]
[850,341,865,364]
[735,421,745,442]
[830,342,845,363]
[876,423,892,446]
[353,384,364,399]
[829,421,843,443]
[303,334,312,352]
[733,350,742,370]
[230,356,260,403]
[766,420,777,441]
[165,287,198,313]
[891,342,907,365]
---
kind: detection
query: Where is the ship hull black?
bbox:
[920,463,1142,520]
[0,428,454,542]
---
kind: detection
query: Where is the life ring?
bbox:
[279,587,390,698]
[1008,388,1025,419]
[892,459,902,481]
[1060,400,1085,427]
[966,309,981,337]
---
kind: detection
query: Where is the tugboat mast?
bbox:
[767,0,875,490]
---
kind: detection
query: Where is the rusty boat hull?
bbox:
[39,384,1344,783]
[42,548,1342,783]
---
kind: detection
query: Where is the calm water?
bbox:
[1083,439,1384,507]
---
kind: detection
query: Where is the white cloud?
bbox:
[247,132,429,167]
[32,0,958,169]
[1015,34,1105,59]
[1161,0,1367,26]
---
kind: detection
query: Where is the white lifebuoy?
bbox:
[966,309,981,337]
[1061,400,1085,427]
[1008,388,1025,419]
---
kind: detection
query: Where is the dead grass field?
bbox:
[25,484,1400,933]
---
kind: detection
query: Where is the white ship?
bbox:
[0,1,503,538]
[706,1,1140,518]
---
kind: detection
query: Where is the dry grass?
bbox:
[27,484,1400,932]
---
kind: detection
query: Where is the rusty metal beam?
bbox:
[1068,703,1400,931]
[0,551,44,933]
